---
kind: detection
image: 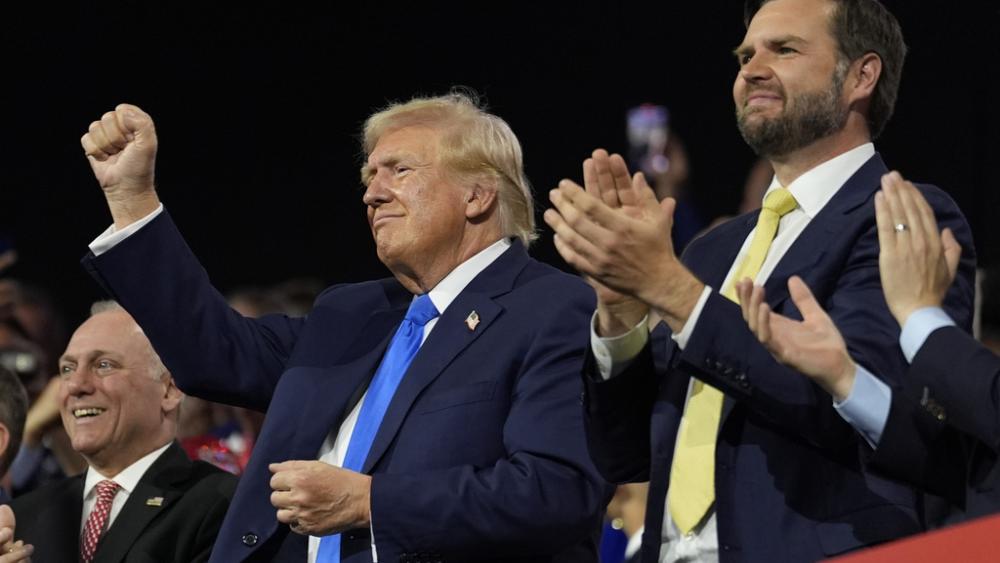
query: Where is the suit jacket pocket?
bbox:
[415,381,497,414]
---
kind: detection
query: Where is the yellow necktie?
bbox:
[668,187,798,535]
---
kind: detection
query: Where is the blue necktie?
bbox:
[316,293,439,563]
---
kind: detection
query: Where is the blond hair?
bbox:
[362,91,537,245]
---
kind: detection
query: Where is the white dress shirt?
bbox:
[80,442,172,533]
[592,143,876,562]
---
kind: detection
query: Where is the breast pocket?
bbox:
[415,381,497,414]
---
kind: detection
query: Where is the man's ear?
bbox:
[465,181,499,221]
[848,52,882,105]
[160,374,183,415]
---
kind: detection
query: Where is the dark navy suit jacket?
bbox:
[583,154,977,562]
[9,441,236,563]
[873,326,1000,521]
[83,212,607,563]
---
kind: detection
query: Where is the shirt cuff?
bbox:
[899,307,955,363]
[88,204,164,256]
[833,363,892,448]
[671,286,713,350]
[590,311,649,380]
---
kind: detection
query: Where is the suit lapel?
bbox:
[93,443,189,563]
[683,213,756,289]
[40,476,84,562]
[290,322,399,458]
[362,242,529,473]
[763,153,887,307]
[716,154,887,424]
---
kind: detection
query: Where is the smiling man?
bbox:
[1,302,236,562]
[78,93,606,562]
[545,0,976,561]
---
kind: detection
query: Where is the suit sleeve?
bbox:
[82,210,306,411]
[367,279,608,558]
[581,324,682,484]
[672,185,977,449]
[872,323,1000,499]
[868,383,971,505]
[906,326,1000,451]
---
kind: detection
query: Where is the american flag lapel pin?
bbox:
[465,310,480,331]
[146,497,164,507]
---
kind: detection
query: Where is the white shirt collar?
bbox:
[763,143,875,218]
[424,238,512,315]
[83,441,173,499]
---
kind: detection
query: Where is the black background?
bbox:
[4,1,999,325]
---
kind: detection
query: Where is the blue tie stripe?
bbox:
[316,294,439,562]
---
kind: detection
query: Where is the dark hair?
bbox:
[744,0,907,138]
[0,365,29,476]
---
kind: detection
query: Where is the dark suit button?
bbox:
[705,357,714,367]
[241,533,258,547]
[721,543,732,551]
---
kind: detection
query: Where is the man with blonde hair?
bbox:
[79,92,607,562]
[0,366,28,504]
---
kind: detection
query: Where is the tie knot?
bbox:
[405,294,439,327]
[763,188,798,217]
[95,480,120,500]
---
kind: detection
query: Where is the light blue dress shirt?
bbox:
[834,307,957,446]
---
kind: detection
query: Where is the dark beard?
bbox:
[736,67,849,158]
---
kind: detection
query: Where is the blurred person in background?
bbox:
[627,105,704,252]
[0,366,28,504]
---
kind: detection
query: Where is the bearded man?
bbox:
[544,0,976,561]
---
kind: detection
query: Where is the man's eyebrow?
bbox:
[733,34,809,59]
[361,154,403,185]
[768,34,808,46]
[59,350,118,364]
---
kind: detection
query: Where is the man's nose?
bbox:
[362,172,393,207]
[740,52,774,83]
[62,368,94,395]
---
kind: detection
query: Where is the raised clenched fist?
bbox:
[80,104,161,228]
